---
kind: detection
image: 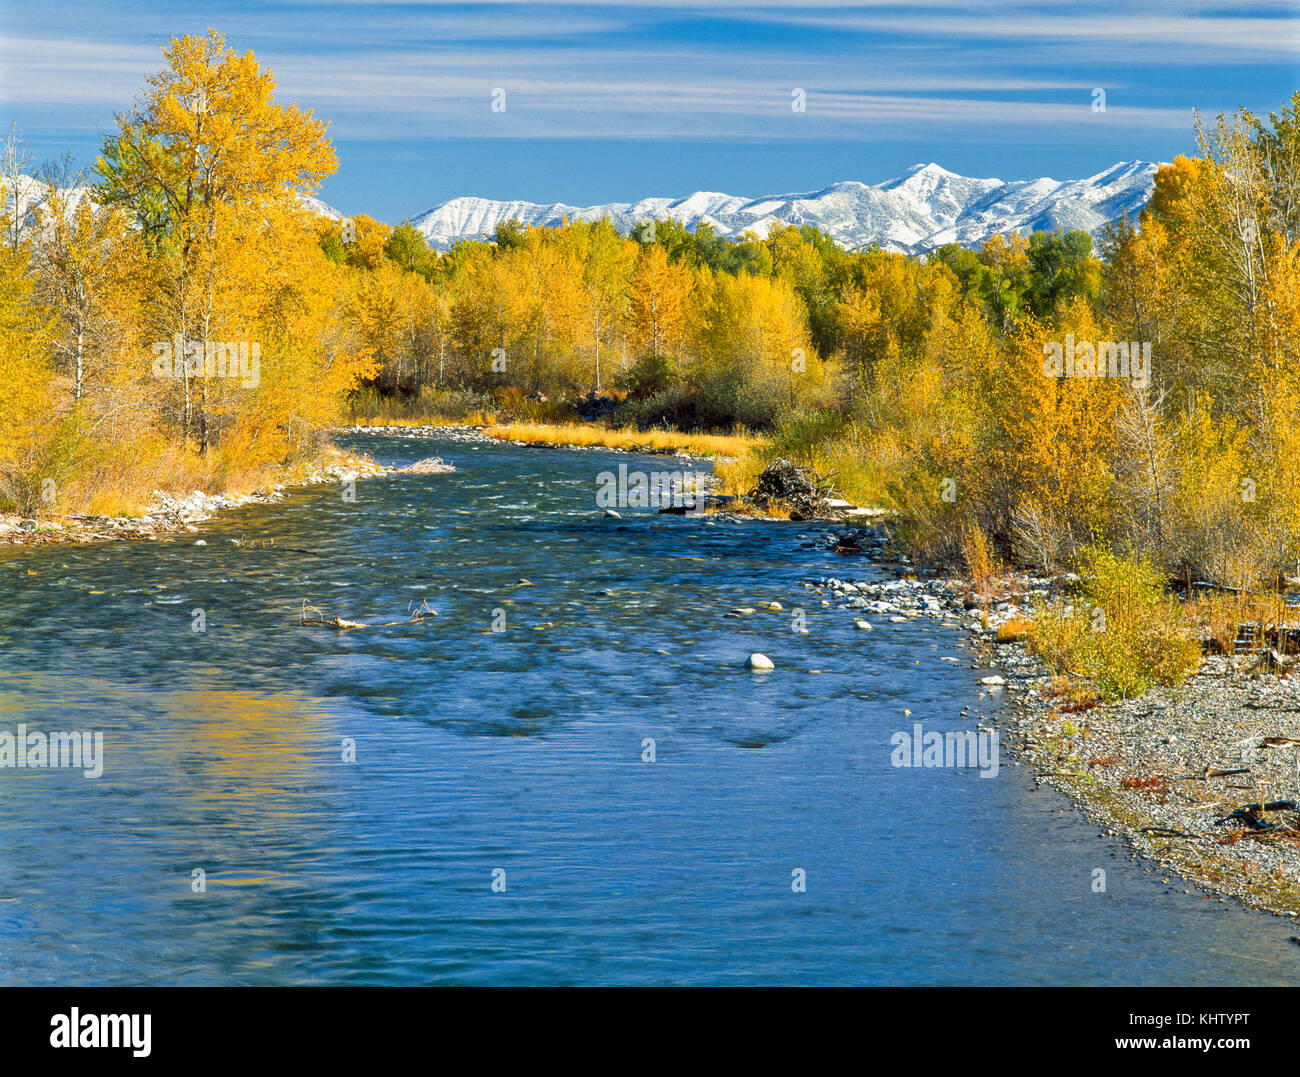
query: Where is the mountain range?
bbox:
[404,161,1157,254]
[7,161,1157,255]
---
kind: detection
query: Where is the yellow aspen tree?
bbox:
[95,28,336,452]
[628,243,689,363]
[0,215,56,506]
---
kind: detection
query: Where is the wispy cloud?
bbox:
[0,0,1291,212]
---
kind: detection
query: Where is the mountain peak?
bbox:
[904,162,957,177]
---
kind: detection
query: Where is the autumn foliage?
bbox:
[1,28,1297,598]
[0,30,374,514]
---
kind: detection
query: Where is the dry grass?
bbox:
[482,421,765,459]
[995,616,1035,643]
[963,524,1003,601]
[714,434,886,508]
[713,451,770,499]
[1120,773,1171,796]
[69,439,258,517]
[34,433,349,520]
[1043,676,1102,712]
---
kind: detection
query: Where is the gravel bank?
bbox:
[998,644,1300,919]
[802,523,1300,921]
[0,453,389,547]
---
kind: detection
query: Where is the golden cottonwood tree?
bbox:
[33,188,149,417]
[628,243,690,363]
[984,301,1122,543]
[96,28,337,451]
[572,220,634,391]
[0,210,55,507]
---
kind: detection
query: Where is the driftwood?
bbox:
[1190,581,1257,595]
[297,597,437,629]
[747,458,838,518]
[1251,648,1296,674]
[1140,826,1198,840]
[1175,765,1252,781]
[234,536,319,555]
[1215,800,1300,831]
[396,457,455,475]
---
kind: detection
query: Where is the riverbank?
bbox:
[0,446,391,546]
[0,418,742,547]
[998,641,1300,918]
[803,531,1300,921]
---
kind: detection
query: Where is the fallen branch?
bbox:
[1140,826,1198,840]
[235,535,319,555]
[1215,800,1300,830]
[297,597,437,629]
[396,457,455,474]
[1175,765,1252,781]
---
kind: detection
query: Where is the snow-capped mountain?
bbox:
[0,173,95,229]
[6,160,1158,255]
[2,172,339,229]
[404,161,1156,254]
[299,194,345,223]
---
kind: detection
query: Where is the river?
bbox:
[0,432,1294,984]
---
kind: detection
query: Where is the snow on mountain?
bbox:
[404,161,1157,254]
[299,194,345,222]
[3,173,343,230]
[1,173,95,231]
[8,160,1158,256]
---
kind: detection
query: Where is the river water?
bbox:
[0,432,1295,985]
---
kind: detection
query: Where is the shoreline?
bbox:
[997,641,1300,919]
[803,533,1300,922]
[0,419,727,548]
[0,448,391,547]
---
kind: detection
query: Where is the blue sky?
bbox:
[2,1,1297,222]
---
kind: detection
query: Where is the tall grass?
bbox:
[962,524,1002,601]
[1187,589,1299,657]
[713,410,887,506]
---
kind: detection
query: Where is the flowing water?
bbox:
[0,432,1295,985]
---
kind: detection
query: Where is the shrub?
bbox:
[0,412,91,516]
[614,352,674,398]
[995,616,1034,643]
[1029,545,1202,699]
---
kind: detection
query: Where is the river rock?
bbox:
[746,653,775,671]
